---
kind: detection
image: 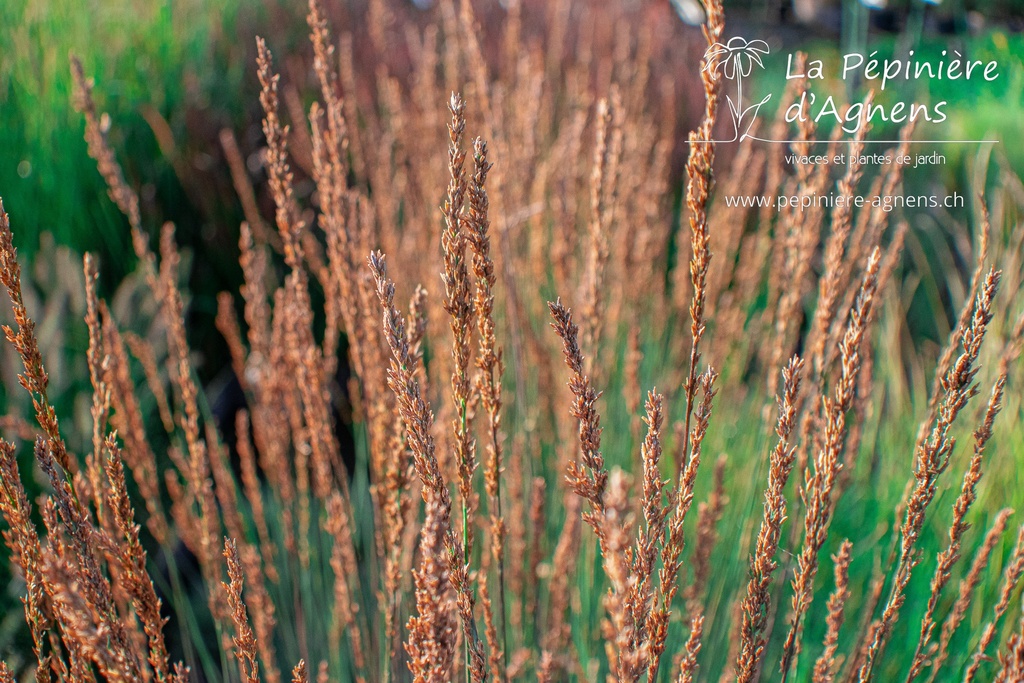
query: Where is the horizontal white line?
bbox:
[736,135,1000,144]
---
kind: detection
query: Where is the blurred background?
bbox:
[1,0,1022,388]
[1,0,1023,672]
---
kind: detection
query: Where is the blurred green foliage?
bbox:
[2,0,232,262]
[0,0,299,393]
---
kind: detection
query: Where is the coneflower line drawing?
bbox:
[702,36,772,142]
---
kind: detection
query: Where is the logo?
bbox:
[700,37,1000,146]
[703,37,772,142]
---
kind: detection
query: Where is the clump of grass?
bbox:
[2,0,1024,681]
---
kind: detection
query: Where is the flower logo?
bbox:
[703,37,770,80]
[702,37,772,142]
